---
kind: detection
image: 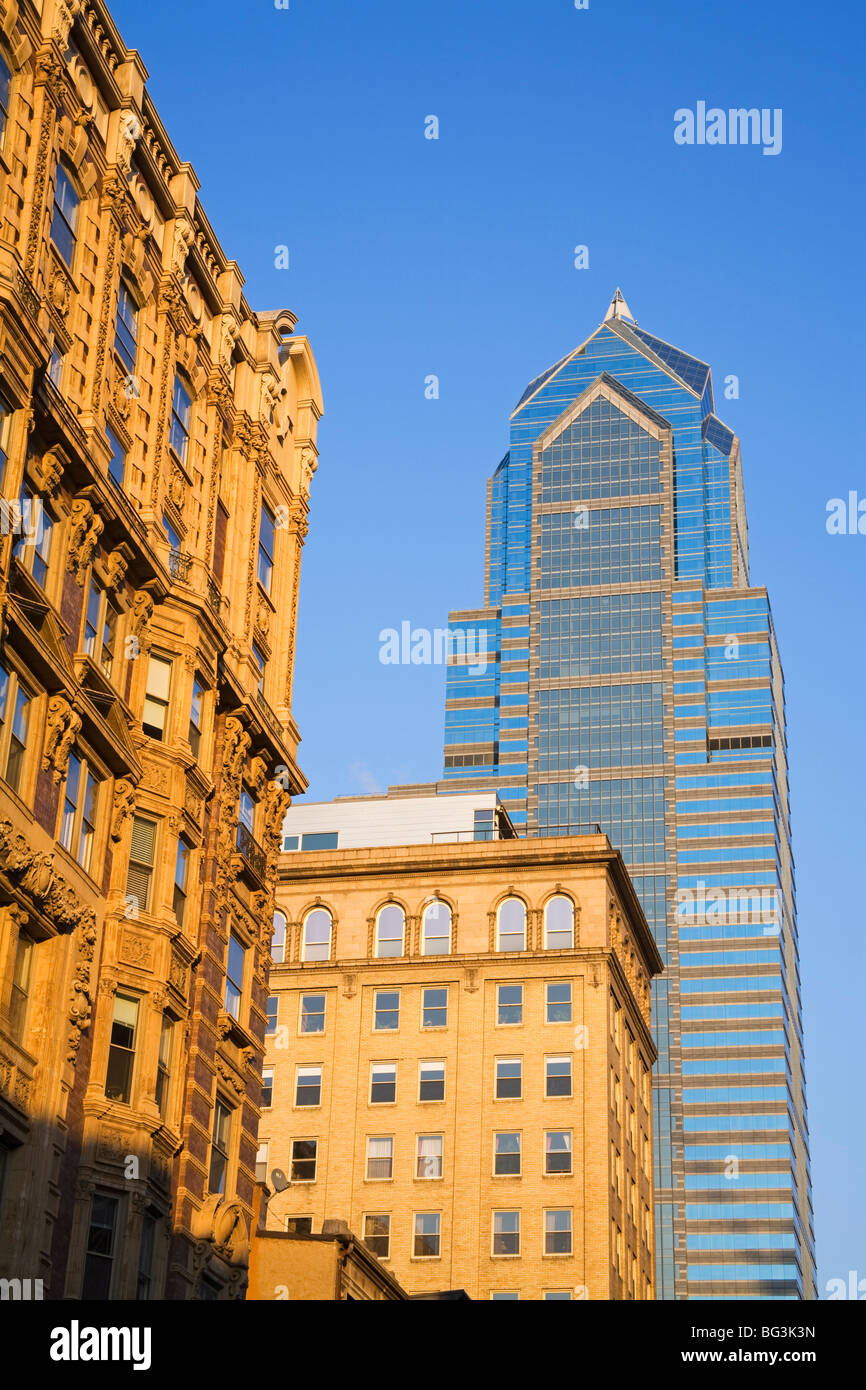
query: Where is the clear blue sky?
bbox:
[112,0,864,1296]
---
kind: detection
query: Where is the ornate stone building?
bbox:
[0,0,321,1299]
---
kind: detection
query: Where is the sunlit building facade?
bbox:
[441,291,815,1299]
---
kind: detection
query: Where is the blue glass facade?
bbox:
[442,308,815,1299]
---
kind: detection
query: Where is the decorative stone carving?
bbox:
[66,498,103,584]
[32,444,66,495]
[117,109,141,173]
[104,548,129,593]
[53,0,82,49]
[129,589,155,650]
[169,463,186,509]
[48,266,72,320]
[219,316,239,371]
[172,217,195,278]
[42,696,82,783]
[119,929,153,970]
[248,755,269,799]
[254,598,271,639]
[110,778,135,841]
[299,446,318,495]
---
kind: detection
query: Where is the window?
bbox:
[162,513,181,552]
[610,991,622,1049]
[416,1135,443,1179]
[125,816,156,916]
[255,1142,269,1184]
[51,164,79,267]
[286,1216,313,1235]
[473,807,496,840]
[81,1195,118,1299]
[625,1027,636,1079]
[105,994,139,1103]
[413,1213,441,1258]
[82,578,119,679]
[422,987,447,1028]
[302,907,331,961]
[209,1100,232,1193]
[48,347,63,390]
[238,787,255,840]
[496,898,526,952]
[544,1290,572,1301]
[106,426,126,489]
[491,1291,519,1301]
[136,1211,157,1301]
[142,655,171,741]
[300,993,325,1033]
[0,662,31,798]
[173,836,191,924]
[418,1061,445,1102]
[224,934,246,1019]
[252,642,266,695]
[375,904,405,958]
[295,1066,321,1107]
[12,489,53,588]
[169,374,192,462]
[364,1214,390,1259]
[189,677,205,756]
[545,1131,573,1175]
[8,929,34,1043]
[257,501,276,593]
[265,996,278,1035]
[492,1211,520,1256]
[0,54,11,142]
[155,1015,173,1118]
[271,911,287,964]
[610,1068,622,1122]
[546,982,572,1023]
[497,984,523,1026]
[0,392,11,483]
[290,1139,317,1183]
[366,1136,393,1181]
[546,1056,572,1098]
[545,1209,573,1255]
[115,278,138,374]
[545,896,575,949]
[495,1057,522,1099]
[299,830,339,851]
[261,1068,273,1108]
[370,1063,396,1104]
[422,899,451,955]
[373,989,400,1031]
[58,749,100,874]
[494,1132,521,1177]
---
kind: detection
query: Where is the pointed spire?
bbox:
[604,288,636,324]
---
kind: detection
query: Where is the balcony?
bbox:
[256,689,283,741]
[235,822,267,885]
[206,574,223,618]
[169,548,192,582]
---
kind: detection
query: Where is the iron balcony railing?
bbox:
[169,548,192,581]
[256,690,283,741]
[236,822,267,883]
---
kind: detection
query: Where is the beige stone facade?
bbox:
[0,0,321,1298]
[263,834,663,1300]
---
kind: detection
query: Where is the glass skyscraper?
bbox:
[441,292,815,1299]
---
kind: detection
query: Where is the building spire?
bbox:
[604,288,636,324]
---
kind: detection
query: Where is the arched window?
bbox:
[545,896,575,949]
[51,164,79,268]
[271,911,286,964]
[303,907,332,962]
[375,904,404,958]
[496,898,526,952]
[422,900,451,956]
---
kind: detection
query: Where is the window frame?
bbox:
[58,745,101,875]
[544,894,575,950]
[295,1065,322,1109]
[299,992,326,1034]
[418,1059,445,1103]
[493,1131,522,1177]
[373,988,400,1032]
[544,1208,573,1257]
[370,1062,397,1105]
[208,1099,232,1194]
[492,1209,520,1258]
[257,500,276,594]
[365,1135,394,1181]
[412,1211,441,1260]
[415,1133,443,1180]
[302,907,332,962]
[544,1130,573,1176]
[421,899,451,955]
[169,373,192,464]
[114,276,139,376]
[363,1213,391,1260]
[421,986,448,1029]
[495,1056,522,1100]
[290,1137,318,1184]
[545,980,573,1024]
[496,982,524,1027]
[545,1054,573,1099]
[104,993,140,1105]
[50,162,79,268]
[374,903,405,959]
[0,660,34,800]
[496,896,526,952]
[224,933,247,1020]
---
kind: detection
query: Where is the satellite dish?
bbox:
[270,1168,289,1193]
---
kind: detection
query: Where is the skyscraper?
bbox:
[442,292,815,1299]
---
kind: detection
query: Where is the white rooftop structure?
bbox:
[281,785,517,853]
[603,287,636,323]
